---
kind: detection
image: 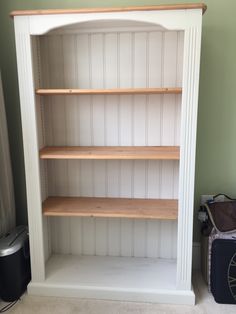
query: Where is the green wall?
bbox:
[0,0,236,241]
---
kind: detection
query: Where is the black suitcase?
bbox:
[211,238,236,304]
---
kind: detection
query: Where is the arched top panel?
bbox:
[27,9,202,35]
[47,20,168,35]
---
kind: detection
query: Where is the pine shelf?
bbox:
[36,87,182,95]
[39,146,180,160]
[43,196,178,220]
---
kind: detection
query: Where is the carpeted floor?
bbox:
[1,273,236,314]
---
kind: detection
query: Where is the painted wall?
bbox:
[0,0,235,241]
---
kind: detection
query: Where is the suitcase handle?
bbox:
[213,194,236,202]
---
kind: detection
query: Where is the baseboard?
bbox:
[192,242,200,270]
[28,282,195,305]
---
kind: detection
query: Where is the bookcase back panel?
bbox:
[42,94,181,146]
[39,29,183,147]
[50,216,177,259]
[39,30,184,89]
[46,159,178,259]
[47,160,179,198]
[37,27,183,260]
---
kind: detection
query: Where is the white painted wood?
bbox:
[120,219,133,257]
[47,160,178,259]
[14,16,45,281]
[27,254,195,305]
[82,217,95,255]
[42,216,51,261]
[32,37,52,261]
[28,9,202,35]
[14,7,203,304]
[95,218,107,256]
[106,161,121,257]
[70,217,82,255]
[50,23,175,35]
[40,31,183,145]
[38,29,182,260]
[177,22,202,290]
[0,72,15,237]
[50,217,59,253]
[32,37,47,205]
[48,255,177,290]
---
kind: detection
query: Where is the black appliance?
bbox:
[0,226,31,302]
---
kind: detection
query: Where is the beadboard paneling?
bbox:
[47,159,179,258]
[38,28,184,259]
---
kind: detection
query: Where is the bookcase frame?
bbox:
[12,4,205,305]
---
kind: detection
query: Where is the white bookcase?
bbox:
[12,3,206,305]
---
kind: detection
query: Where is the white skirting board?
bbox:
[28,282,195,305]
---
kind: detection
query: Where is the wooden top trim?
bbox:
[10,4,207,17]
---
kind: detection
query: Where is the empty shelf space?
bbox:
[39,146,180,160]
[45,254,176,290]
[28,254,183,303]
[43,197,178,220]
[36,87,182,95]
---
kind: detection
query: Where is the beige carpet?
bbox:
[1,273,236,314]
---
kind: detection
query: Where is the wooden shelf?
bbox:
[39,146,180,160]
[36,87,182,96]
[10,4,207,17]
[43,197,178,220]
